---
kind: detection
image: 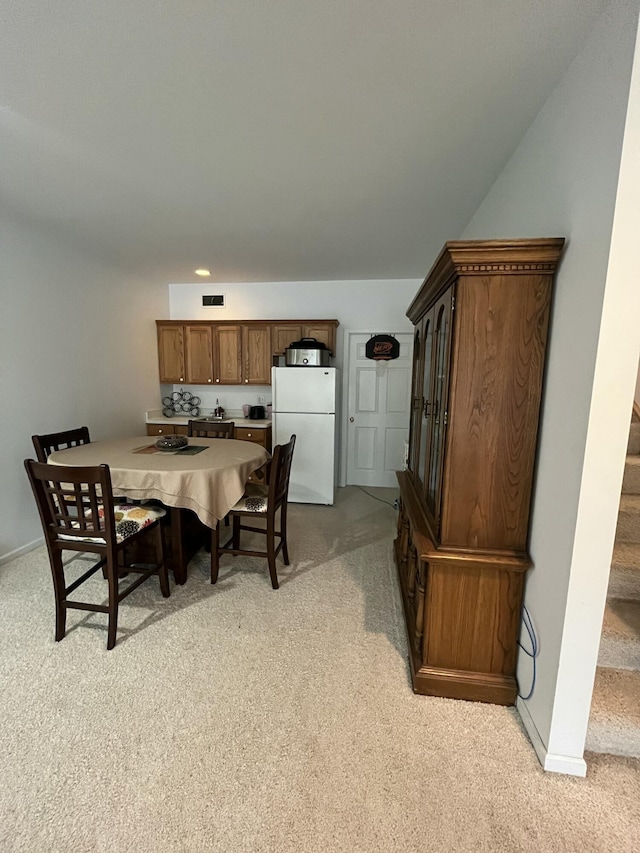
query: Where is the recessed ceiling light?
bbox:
[195,268,210,276]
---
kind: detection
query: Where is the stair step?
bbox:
[628,420,640,455]
[609,543,640,600]
[622,455,640,494]
[585,667,640,758]
[615,494,640,543]
[597,599,640,669]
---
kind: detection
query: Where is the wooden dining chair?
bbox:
[24,459,170,650]
[211,435,296,589]
[187,420,235,438]
[32,427,91,462]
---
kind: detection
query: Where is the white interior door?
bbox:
[346,333,413,487]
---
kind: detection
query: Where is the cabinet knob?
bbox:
[159,429,163,434]
[216,379,220,383]
[208,379,212,383]
[247,432,252,437]
[245,379,249,383]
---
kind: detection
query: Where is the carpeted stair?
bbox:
[586,415,640,758]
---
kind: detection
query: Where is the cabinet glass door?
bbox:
[416,309,435,495]
[408,325,422,477]
[426,288,454,523]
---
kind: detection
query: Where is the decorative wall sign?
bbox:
[365,334,400,361]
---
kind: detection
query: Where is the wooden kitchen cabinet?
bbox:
[242,325,271,384]
[157,325,185,383]
[271,321,338,355]
[215,325,243,384]
[156,319,338,384]
[235,425,272,453]
[271,324,303,355]
[395,239,565,705]
[301,323,334,352]
[185,325,214,384]
[214,324,270,385]
[147,424,189,437]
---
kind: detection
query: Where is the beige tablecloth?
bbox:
[48,436,270,528]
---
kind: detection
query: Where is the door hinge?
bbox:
[444,410,448,426]
[451,295,455,312]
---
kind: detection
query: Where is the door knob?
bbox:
[350,417,354,422]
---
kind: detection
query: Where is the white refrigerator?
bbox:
[271,366,339,505]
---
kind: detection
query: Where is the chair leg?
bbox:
[232,515,241,552]
[155,524,170,598]
[51,551,67,642]
[281,504,290,566]
[211,522,220,584]
[106,569,119,651]
[266,517,279,590]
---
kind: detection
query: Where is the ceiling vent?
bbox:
[202,294,225,307]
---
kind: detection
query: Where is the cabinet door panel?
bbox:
[243,325,272,384]
[416,309,435,496]
[216,326,242,384]
[272,325,302,355]
[408,325,423,477]
[158,325,185,383]
[185,325,214,384]
[426,288,454,527]
[303,324,334,353]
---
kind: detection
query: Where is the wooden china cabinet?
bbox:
[395,238,565,705]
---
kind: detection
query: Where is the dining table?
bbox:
[47,435,270,583]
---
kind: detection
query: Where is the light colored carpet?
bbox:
[1,486,639,853]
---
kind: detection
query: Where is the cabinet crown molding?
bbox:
[408,239,565,323]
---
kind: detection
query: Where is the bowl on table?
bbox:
[155,435,188,451]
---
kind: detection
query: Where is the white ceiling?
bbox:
[1,0,610,283]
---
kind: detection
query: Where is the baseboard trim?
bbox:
[0,537,44,566]
[516,697,587,777]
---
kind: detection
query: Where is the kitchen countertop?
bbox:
[145,409,271,429]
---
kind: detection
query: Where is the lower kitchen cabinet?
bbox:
[146,423,272,453]
[235,425,272,453]
[147,424,189,437]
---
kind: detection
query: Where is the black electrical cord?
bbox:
[355,485,398,509]
[517,603,538,700]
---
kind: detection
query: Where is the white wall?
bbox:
[168,279,419,414]
[462,0,640,774]
[0,212,168,562]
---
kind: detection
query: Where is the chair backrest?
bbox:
[24,459,117,552]
[188,420,235,438]
[267,435,296,508]
[32,427,91,462]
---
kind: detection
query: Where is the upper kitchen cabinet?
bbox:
[213,324,271,385]
[156,319,338,385]
[302,323,335,353]
[215,324,243,384]
[185,324,214,384]
[271,324,303,355]
[242,324,271,385]
[271,321,338,355]
[157,324,185,383]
